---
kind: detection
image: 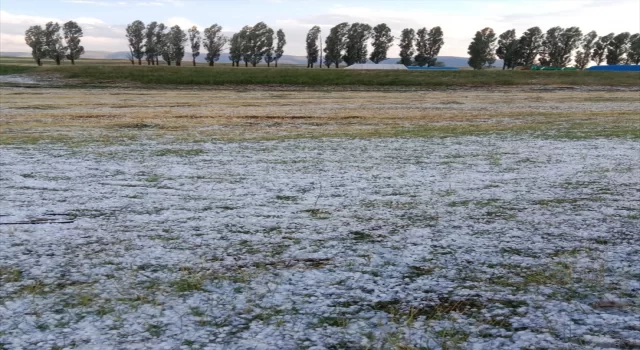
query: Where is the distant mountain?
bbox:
[2,51,500,68]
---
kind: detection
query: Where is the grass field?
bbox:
[2,56,639,87]
[1,84,639,349]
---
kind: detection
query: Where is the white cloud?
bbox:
[73,17,105,25]
[167,17,200,30]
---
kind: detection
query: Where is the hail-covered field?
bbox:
[1,85,639,350]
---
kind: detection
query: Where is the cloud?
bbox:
[167,17,200,30]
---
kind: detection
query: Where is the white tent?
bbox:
[344,64,408,70]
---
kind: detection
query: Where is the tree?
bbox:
[467,27,497,70]
[626,33,640,64]
[414,28,429,66]
[228,32,243,67]
[263,28,275,67]
[517,26,544,67]
[238,25,252,67]
[496,29,518,69]
[324,22,349,68]
[126,46,134,65]
[44,22,66,65]
[398,28,415,66]
[275,29,286,67]
[188,26,201,67]
[425,26,444,67]
[24,25,46,66]
[539,26,582,67]
[246,22,273,67]
[591,33,613,66]
[342,23,372,66]
[162,25,187,66]
[203,24,227,67]
[557,27,582,66]
[606,32,631,65]
[154,23,166,65]
[306,26,321,68]
[144,22,158,65]
[574,30,598,70]
[370,23,394,64]
[539,26,562,66]
[126,20,146,65]
[62,21,84,65]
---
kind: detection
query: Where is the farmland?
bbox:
[0,70,639,350]
[2,57,640,87]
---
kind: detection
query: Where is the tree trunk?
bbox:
[267,62,270,67]
[193,58,196,67]
[245,62,248,67]
[209,61,213,67]
[335,63,339,68]
[275,60,278,67]
[71,58,75,65]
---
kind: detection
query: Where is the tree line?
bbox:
[305,23,445,68]
[125,20,286,67]
[24,22,85,66]
[467,27,640,70]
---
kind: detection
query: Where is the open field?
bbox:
[2,59,640,87]
[1,83,639,349]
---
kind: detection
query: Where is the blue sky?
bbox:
[2,0,638,57]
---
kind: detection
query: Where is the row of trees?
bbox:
[467,26,640,70]
[125,20,286,67]
[24,22,85,66]
[306,23,444,68]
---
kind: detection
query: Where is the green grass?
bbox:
[0,64,38,75]
[1,63,638,86]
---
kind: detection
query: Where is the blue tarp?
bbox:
[586,65,640,71]
[406,66,460,71]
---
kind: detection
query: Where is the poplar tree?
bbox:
[24,25,46,66]
[306,26,321,68]
[188,26,201,66]
[203,24,227,67]
[591,33,613,66]
[126,20,146,65]
[274,29,286,67]
[44,22,66,65]
[62,21,84,65]
[398,28,415,66]
[323,22,349,68]
[370,23,394,64]
[467,27,497,70]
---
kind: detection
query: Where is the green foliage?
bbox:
[370,23,394,64]
[203,24,227,66]
[468,27,497,70]
[44,22,67,65]
[627,33,640,65]
[606,32,631,65]
[125,20,146,64]
[414,28,430,67]
[24,25,47,66]
[63,21,84,64]
[263,28,275,67]
[574,31,598,70]
[591,33,614,66]
[188,26,201,66]
[246,22,274,67]
[517,26,544,66]
[539,26,582,67]
[305,26,321,68]
[398,28,415,66]
[275,29,286,67]
[144,21,159,64]
[342,23,372,66]
[496,29,518,69]
[425,26,445,67]
[162,25,187,66]
[323,22,349,68]
[228,31,243,66]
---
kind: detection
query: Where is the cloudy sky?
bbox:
[1,0,638,57]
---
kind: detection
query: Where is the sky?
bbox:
[1,0,639,57]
